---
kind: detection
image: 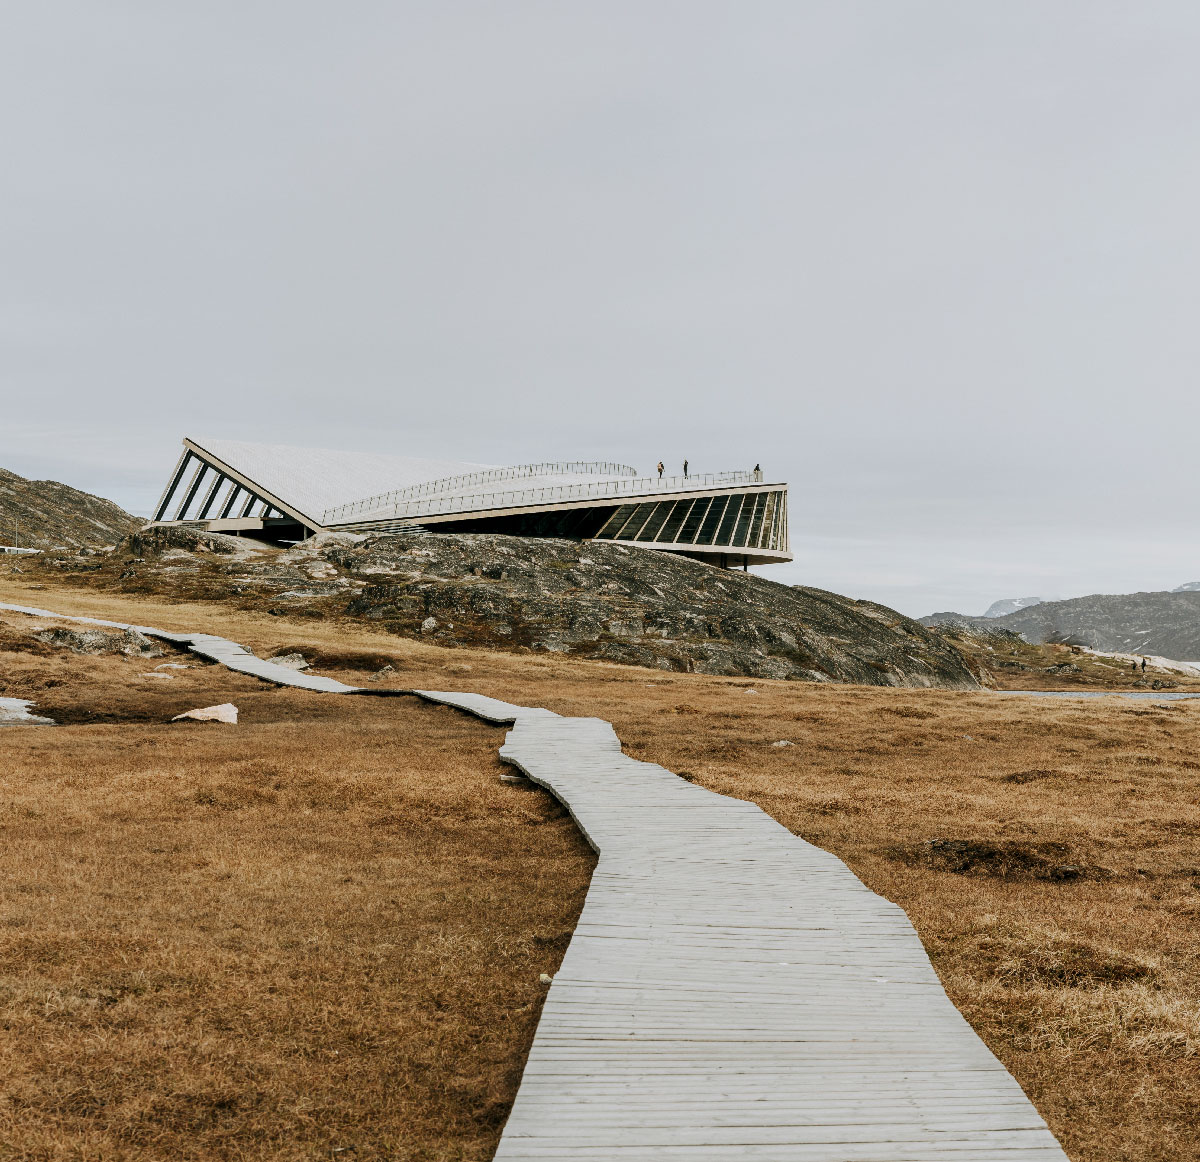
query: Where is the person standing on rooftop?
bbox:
[753,463,762,481]
[656,461,664,479]
[683,459,689,479]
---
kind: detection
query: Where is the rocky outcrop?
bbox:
[0,467,141,549]
[34,626,164,658]
[923,590,1200,661]
[37,528,980,687]
[327,534,979,687]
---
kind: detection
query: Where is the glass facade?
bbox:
[591,489,787,554]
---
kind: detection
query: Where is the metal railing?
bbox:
[325,470,765,528]
[322,460,639,524]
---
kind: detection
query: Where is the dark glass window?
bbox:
[677,497,711,543]
[621,501,661,541]
[758,487,777,547]
[634,501,674,541]
[716,494,744,545]
[697,495,729,544]
[749,492,769,546]
[757,492,776,548]
[747,492,770,547]
[595,504,640,539]
[655,499,692,543]
[724,489,753,544]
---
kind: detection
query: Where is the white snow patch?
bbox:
[0,698,56,726]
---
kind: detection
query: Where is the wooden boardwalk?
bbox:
[1,603,1069,1159]
[416,691,1068,1161]
[0,602,367,692]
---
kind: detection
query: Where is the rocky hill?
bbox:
[23,527,982,688]
[923,590,1200,660]
[0,467,142,549]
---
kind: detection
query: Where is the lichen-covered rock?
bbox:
[121,526,244,557]
[35,626,164,658]
[265,652,310,671]
[327,534,979,688]
[49,529,981,687]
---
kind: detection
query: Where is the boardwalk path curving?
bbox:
[1,602,1068,1160]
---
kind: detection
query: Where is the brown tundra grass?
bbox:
[1,578,1198,1162]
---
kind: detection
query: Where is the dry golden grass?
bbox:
[0,605,594,1161]
[2,577,1199,1161]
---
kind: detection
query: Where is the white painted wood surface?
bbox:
[0,603,1069,1158]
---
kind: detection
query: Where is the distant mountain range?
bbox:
[923,589,1200,660]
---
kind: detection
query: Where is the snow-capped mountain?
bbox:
[981,596,1047,618]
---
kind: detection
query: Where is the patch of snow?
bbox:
[982,596,1049,618]
[0,697,56,725]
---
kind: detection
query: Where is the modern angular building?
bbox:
[150,436,791,567]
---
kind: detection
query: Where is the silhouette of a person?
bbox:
[753,462,761,481]
[656,461,664,479]
[1141,657,1147,673]
[683,459,689,479]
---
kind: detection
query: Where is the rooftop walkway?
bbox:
[1,602,1069,1160]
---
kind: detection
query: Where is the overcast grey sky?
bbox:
[3,2,1199,615]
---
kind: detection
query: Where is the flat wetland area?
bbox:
[1,578,1197,1161]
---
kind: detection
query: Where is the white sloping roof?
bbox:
[187,436,491,526]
